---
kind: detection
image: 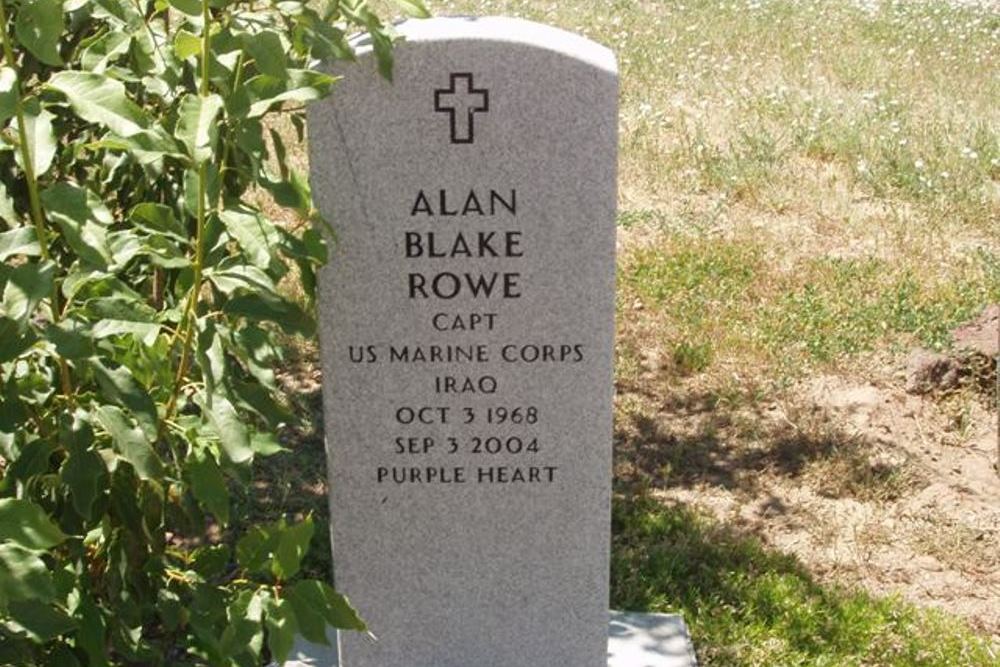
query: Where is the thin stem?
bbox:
[0,1,73,401]
[200,0,210,96]
[163,162,205,421]
[0,2,47,263]
[165,2,213,421]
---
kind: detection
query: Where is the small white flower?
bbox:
[914,159,925,170]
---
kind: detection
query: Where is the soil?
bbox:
[618,348,1000,641]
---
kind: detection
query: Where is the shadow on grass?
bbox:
[614,388,916,502]
[611,493,996,666]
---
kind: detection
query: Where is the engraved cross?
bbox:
[434,73,489,144]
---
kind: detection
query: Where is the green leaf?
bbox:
[90,127,184,162]
[80,30,131,73]
[287,580,366,633]
[264,596,298,665]
[0,499,67,550]
[46,321,95,359]
[173,30,201,60]
[0,315,37,363]
[250,432,288,457]
[219,589,264,660]
[392,0,430,18]
[187,584,227,659]
[272,515,313,580]
[293,10,353,62]
[168,0,201,16]
[91,319,162,347]
[75,594,108,667]
[6,600,76,642]
[129,202,188,243]
[15,0,64,66]
[320,586,367,632]
[284,581,330,645]
[5,439,57,483]
[43,645,81,667]
[90,0,133,23]
[232,379,292,430]
[2,260,55,322]
[17,104,57,177]
[182,162,220,217]
[47,71,149,137]
[261,169,311,214]
[190,544,230,579]
[236,525,275,574]
[244,30,288,79]
[218,206,276,267]
[95,405,162,480]
[205,394,253,464]
[223,291,314,337]
[143,235,189,269]
[0,67,18,125]
[60,446,105,520]
[196,319,225,397]
[187,451,230,525]
[175,93,224,163]
[369,27,395,82]
[0,543,54,602]
[89,359,157,439]
[0,180,19,226]
[235,69,335,118]
[206,264,275,295]
[40,183,113,270]
[0,227,41,260]
[231,324,277,388]
[82,295,156,326]
[107,228,144,267]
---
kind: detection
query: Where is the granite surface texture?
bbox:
[308,16,618,667]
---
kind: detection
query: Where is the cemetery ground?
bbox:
[244,1,997,665]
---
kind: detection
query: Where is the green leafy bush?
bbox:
[0,1,424,664]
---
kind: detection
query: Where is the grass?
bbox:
[611,493,997,667]
[620,237,997,375]
[253,0,1000,664]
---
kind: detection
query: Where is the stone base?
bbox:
[282,611,697,666]
[608,611,698,666]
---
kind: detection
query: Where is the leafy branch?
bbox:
[0,0,426,664]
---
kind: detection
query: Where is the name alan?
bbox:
[411,188,516,217]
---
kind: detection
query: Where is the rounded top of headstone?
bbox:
[353,16,617,75]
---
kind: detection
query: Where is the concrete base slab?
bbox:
[608,611,698,667]
[282,611,697,666]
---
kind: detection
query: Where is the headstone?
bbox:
[309,16,618,667]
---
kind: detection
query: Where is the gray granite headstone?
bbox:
[309,17,618,667]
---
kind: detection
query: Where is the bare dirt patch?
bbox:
[616,344,1000,641]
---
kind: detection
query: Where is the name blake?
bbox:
[404,188,523,300]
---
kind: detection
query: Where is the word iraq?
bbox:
[405,188,523,300]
